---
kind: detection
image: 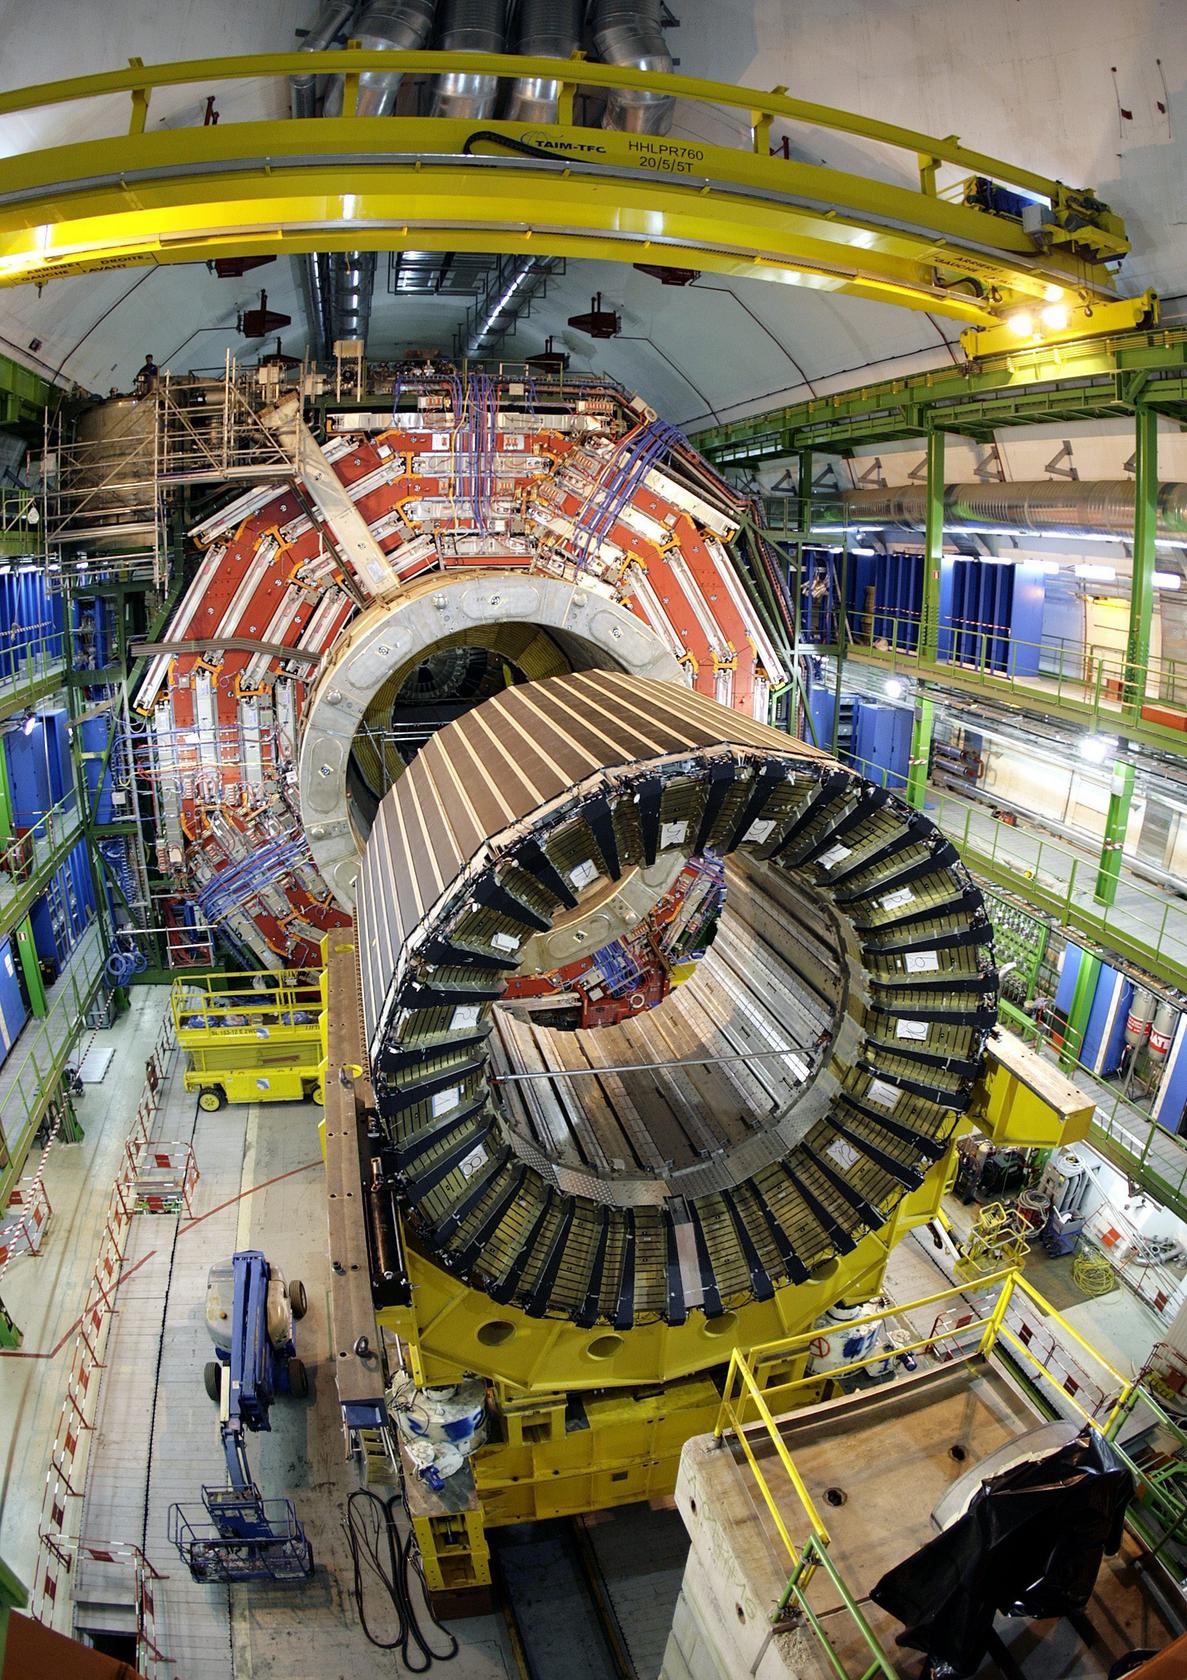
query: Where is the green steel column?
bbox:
[1059,949,1100,1071]
[0,745,12,843]
[1124,405,1157,712]
[1094,758,1135,907]
[792,448,812,732]
[14,916,47,1017]
[905,694,934,809]
[920,429,945,663]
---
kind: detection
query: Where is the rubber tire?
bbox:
[204,1360,221,1403]
[198,1085,226,1113]
[288,1357,309,1399]
[312,1083,325,1107]
[289,1279,308,1320]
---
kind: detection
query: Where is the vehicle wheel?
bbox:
[204,1360,221,1403]
[288,1357,309,1399]
[312,1082,325,1106]
[289,1279,308,1320]
[197,1085,226,1112]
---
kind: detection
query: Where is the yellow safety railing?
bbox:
[170,968,321,1037]
[713,1267,1140,1678]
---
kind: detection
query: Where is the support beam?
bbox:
[920,430,944,663]
[905,694,934,810]
[1125,405,1157,713]
[1059,949,1100,1073]
[1094,758,1135,907]
[791,448,811,734]
[14,916,47,1017]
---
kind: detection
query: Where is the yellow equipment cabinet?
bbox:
[172,971,326,1112]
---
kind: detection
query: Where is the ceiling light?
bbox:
[1040,304,1069,331]
[1043,284,1065,303]
[1074,563,1116,580]
[1006,311,1034,337]
[883,676,907,700]
[1154,571,1182,589]
[21,712,36,736]
[1078,734,1117,765]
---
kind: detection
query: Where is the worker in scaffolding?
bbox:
[133,353,159,398]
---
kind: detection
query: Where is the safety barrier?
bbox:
[30,1003,178,1678]
[40,1535,167,1677]
[713,1267,1143,1680]
[0,1177,52,1267]
[132,1141,199,1217]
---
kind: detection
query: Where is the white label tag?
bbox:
[905,951,940,973]
[458,1146,486,1180]
[817,843,851,870]
[867,1078,900,1108]
[431,432,450,449]
[745,818,775,845]
[825,1137,860,1171]
[432,1086,460,1117]
[881,887,915,910]
[897,1019,928,1041]
[451,1005,480,1031]
[491,931,520,952]
[569,859,599,890]
[660,820,689,848]
[256,1077,270,1090]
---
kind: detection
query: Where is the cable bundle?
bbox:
[343,1488,459,1673]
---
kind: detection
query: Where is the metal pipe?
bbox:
[593,0,675,135]
[290,0,354,120]
[505,0,583,123]
[431,0,508,120]
[323,0,437,117]
[290,2,354,360]
[826,480,1187,540]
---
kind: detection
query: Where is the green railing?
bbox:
[783,585,1187,739]
[0,631,66,722]
[0,786,85,944]
[0,920,107,1204]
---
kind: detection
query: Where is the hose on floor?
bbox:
[1072,1247,1116,1297]
[343,1487,459,1672]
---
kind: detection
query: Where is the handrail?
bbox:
[711,1268,1150,1678]
[0,49,1080,203]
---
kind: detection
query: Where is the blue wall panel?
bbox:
[0,936,29,1070]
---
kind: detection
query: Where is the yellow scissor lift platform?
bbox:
[172,971,326,1112]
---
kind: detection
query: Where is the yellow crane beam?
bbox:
[0,51,1144,354]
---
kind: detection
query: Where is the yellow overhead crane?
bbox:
[0,49,1151,358]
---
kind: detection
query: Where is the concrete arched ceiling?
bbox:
[0,0,1182,426]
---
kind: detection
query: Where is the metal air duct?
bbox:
[431,0,508,120]
[290,1,354,361]
[323,0,437,117]
[593,0,675,135]
[830,480,1187,540]
[316,0,439,351]
[505,0,583,123]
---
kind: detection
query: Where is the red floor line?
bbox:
[0,1247,160,1359]
[178,1157,322,1235]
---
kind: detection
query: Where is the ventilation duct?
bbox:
[593,0,675,135]
[323,0,437,117]
[830,481,1187,540]
[505,0,583,123]
[290,1,354,360]
[431,0,509,119]
[313,0,439,351]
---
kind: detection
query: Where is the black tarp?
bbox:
[870,1426,1133,1678]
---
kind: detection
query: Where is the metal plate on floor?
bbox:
[77,1047,114,1084]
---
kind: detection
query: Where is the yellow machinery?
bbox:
[323,931,1093,1599]
[173,971,325,1113]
